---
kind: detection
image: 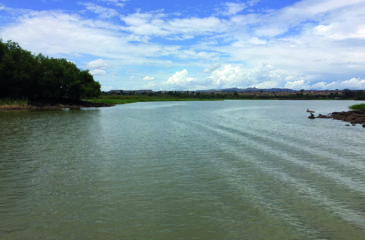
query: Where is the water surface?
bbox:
[1,100,364,239]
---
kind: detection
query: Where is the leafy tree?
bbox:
[0,39,101,100]
[0,40,38,98]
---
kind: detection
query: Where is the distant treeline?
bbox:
[102,89,365,100]
[0,40,101,100]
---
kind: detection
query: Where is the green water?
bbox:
[0,100,364,240]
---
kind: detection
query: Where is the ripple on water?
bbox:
[0,101,364,240]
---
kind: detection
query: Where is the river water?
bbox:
[0,100,364,240]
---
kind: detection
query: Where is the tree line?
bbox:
[0,40,101,100]
[103,90,365,100]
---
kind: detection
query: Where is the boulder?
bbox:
[308,113,315,119]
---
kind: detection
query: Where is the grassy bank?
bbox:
[349,103,365,110]
[87,93,350,105]
[0,98,29,110]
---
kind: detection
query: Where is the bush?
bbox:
[349,103,365,110]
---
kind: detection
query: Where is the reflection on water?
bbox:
[0,101,364,240]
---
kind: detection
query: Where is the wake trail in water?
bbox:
[211,121,365,193]
[220,115,365,171]
[173,117,365,230]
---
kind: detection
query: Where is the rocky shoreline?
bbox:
[0,99,113,111]
[309,110,365,127]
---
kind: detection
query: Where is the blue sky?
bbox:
[1,0,365,91]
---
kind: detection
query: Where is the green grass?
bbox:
[349,103,365,110]
[0,98,28,107]
[87,92,358,106]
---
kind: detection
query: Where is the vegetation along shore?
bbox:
[0,40,103,110]
[309,103,365,127]
[88,88,365,106]
[0,98,112,111]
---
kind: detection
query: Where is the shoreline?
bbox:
[331,110,365,126]
[312,110,365,126]
[0,99,113,111]
[2,98,365,127]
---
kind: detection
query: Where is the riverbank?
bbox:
[313,110,365,126]
[0,99,113,111]
[331,110,365,125]
[88,90,365,106]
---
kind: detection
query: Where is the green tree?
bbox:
[0,39,101,100]
[0,40,38,98]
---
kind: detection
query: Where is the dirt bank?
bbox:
[330,110,365,125]
[311,110,365,126]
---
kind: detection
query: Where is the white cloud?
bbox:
[247,0,261,6]
[90,69,107,76]
[283,77,365,90]
[207,64,246,88]
[222,2,246,16]
[121,12,168,36]
[82,3,119,18]
[313,24,333,35]
[313,22,365,40]
[121,12,224,38]
[101,0,128,8]
[87,59,109,76]
[246,37,267,45]
[163,65,365,90]
[168,17,223,35]
[143,76,155,81]
[312,78,365,90]
[87,59,109,70]
[251,0,365,37]
[166,69,195,88]
[342,78,365,89]
[285,79,310,90]
[232,37,267,47]
[204,63,221,73]
[206,64,304,89]
[220,1,260,16]
[1,12,122,56]
[0,12,178,62]
[223,22,365,81]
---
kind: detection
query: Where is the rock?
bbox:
[330,110,365,125]
[309,110,365,126]
[317,114,330,118]
[308,113,315,119]
[346,124,350,126]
